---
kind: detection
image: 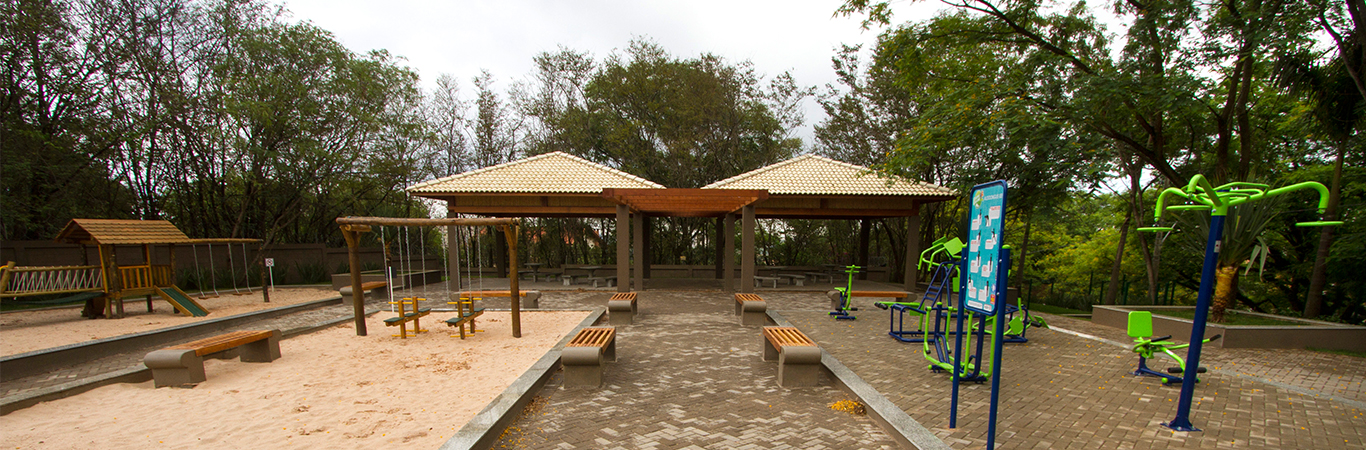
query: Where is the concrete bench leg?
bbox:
[145,349,206,388]
[740,302,768,326]
[240,330,282,363]
[562,346,604,388]
[778,346,822,387]
[607,300,634,325]
[762,337,779,362]
[521,291,541,309]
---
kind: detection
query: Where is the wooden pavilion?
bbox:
[407,152,957,292]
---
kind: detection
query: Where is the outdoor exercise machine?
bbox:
[875,236,1040,346]
[1137,174,1341,432]
[1127,311,1221,384]
[829,265,861,320]
[336,216,524,338]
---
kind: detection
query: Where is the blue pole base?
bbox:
[1163,418,1200,432]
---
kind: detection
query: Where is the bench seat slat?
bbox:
[167,330,272,356]
[762,326,816,349]
[735,293,764,303]
[567,327,615,347]
[359,281,387,290]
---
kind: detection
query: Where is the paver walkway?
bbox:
[775,292,1366,449]
[495,291,900,449]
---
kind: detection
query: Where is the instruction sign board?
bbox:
[963,181,1007,315]
[264,258,275,267]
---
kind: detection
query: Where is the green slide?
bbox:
[157,285,209,317]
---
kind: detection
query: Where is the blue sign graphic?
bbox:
[963,181,1007,315]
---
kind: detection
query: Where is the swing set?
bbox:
[336,216,524,338]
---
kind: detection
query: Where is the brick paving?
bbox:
[493,290,899,449]
[1043,313,1366,404]
[776,292,1366,449]
[7,283,1366,450]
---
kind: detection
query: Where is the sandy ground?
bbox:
[1,287,337,357]
[0,310,588,449]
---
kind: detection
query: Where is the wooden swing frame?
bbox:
[336,216,524,338]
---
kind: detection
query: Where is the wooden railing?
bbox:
[118,265,173,291]
[0,262,105,297]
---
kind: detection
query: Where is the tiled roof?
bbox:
[408,152,665,194]
[702,154,957,197]
[54,219,194,245]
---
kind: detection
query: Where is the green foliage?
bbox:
[292,261,330,284]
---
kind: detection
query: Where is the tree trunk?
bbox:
[1304,140,1345,318]
[1211,264,1240,323]
[1104,208,1133,305]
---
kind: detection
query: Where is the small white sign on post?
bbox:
[264,258,276,291]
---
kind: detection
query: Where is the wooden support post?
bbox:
[904,214,922,291]
[495,227,508,279]
[504,224,521,338]
[632,212,645,291]
[144,244,154,312]
[341,226,369,336]
[447,224,460,291]
[858,218,870,281]
[616,205,630,293]
[260,244,270,303]
[642,216,652,279]
[714,217,724,279]
[724,213,736,292]
[741,205,755,294]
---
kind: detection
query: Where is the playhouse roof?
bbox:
[55,219,194,245]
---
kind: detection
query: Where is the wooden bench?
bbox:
[761,326,822,387]
[384,297,430,339]
[753,276,780,288]
[734,293,768,326]
[445,292,486,339]
[607,292,638,325]
[828,290,909,310]
[144,329,281,387]
[776,274,806,286]
[562,327,616,388]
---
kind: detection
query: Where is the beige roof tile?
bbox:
[55,219,194,245]
[702,154,957,197]
[408,152,665,194]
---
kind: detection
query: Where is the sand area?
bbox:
[1,287,337,356]
[1,309,588,449]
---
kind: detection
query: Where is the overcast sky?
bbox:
[280,0,952,147]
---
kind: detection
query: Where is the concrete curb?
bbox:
[1,297,344,380]
[768,310,950,450]
[0,302,384,416]
[440,307,606,450]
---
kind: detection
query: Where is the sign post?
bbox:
[950,180,1009,449]
[264,258,276,292]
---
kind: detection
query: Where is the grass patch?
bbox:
[1028,304,1089,316]
[1153,309,1309,327]
[1307,347,1366,359]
